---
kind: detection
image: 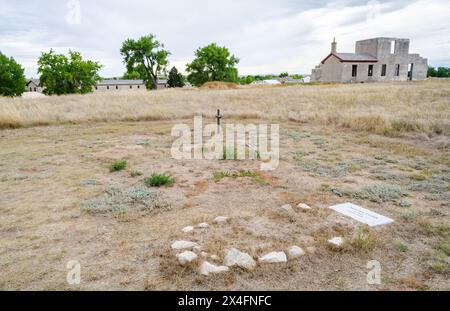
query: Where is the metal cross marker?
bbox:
[216,109,222,133]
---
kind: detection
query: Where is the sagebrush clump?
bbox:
[145,173,175,187]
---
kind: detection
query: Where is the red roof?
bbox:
[321,53,378,64]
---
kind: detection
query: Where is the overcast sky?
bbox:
[1,0,449,78]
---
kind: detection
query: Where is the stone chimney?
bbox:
[331,37,337,54]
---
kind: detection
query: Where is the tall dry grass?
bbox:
[0,80,449,135]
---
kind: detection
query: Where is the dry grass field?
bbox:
[0,80,449,290]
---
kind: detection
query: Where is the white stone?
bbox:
[176,251,198,265]
[224,248,256,270]
[214,216,228,223]
[210,255,220,261]
[287,246,306,259]
[298,203,312,210]
[197,223,210,229]
[199,261,229,276]
[201,252,209,258]
[182,226,194,233]
[258,251,287,263]
[328,237,345,248]
[171,240,199,251]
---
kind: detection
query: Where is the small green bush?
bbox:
[145,173,175,187]
[110,160,127,172]
[353,184,409,203]
[130,171,143,178]
[394,240,408,252]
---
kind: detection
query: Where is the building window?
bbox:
[368,65,373,77]
[138,85,140,89]
[34,88,37,92]
[107,86,110,90]
[95,86,98,90]
[391,40,396,54]
[116,85,119,90]
[130,85,132,89]
[395,64,400,76]
[381,64,387,76]
[352,65,358,77]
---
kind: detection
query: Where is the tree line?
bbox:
[0,34,245,97]
[2,34,449,97]
[428,66,450,78]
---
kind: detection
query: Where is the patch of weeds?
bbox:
[351,226,376,253]
[288,131,310,141]
[393,240,408,252]
[374,155,387,161]
[424,251,450,276]
[391,120,423,133]
[409,173,428,181]
[130,171,143,178]
[394,200,412,208]
[402,211,419,223]
[320,184,331,191]
[213,170,266,185]
[429,208,446,217]
[298,160,367,178]
[110,160,127,172]
[436,240,450,256]
[213,171,232,183]
[352,184,409,203]
[81,185,169,215]
[293,151,315,160]
[370,168,405,181]
[407,172,449,201]
[136,139,150,146]
[421,223,449,238]
[348,164,362,173]
[312,138,328,149]
[145,173,175,187]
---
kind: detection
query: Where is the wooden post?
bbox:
[216,109,222,133]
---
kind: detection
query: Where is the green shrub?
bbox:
[394,240,408,252]
[145,173,175,187]
[213,171,232,182]
[437,241,450,256]
[351,227,376,253]
[110,160,127,172]
[352,184,408,203]
[130,171,143,178]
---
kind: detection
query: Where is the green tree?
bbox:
[427,66,437,77]
[167,67,185,88]
[291,74,304,80]
[279,72,289,78]
[238,75,254,85]
[0,51,26,97]
[122,70,141,80]
[37,50,102,95]
[436,67,450,78]
[120,34,170,90]
[186,43,239,86]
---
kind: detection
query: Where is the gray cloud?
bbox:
[0,0,449,77]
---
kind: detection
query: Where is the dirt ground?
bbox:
[0,118,448,290]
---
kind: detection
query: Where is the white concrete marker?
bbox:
[329,202,394,227]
